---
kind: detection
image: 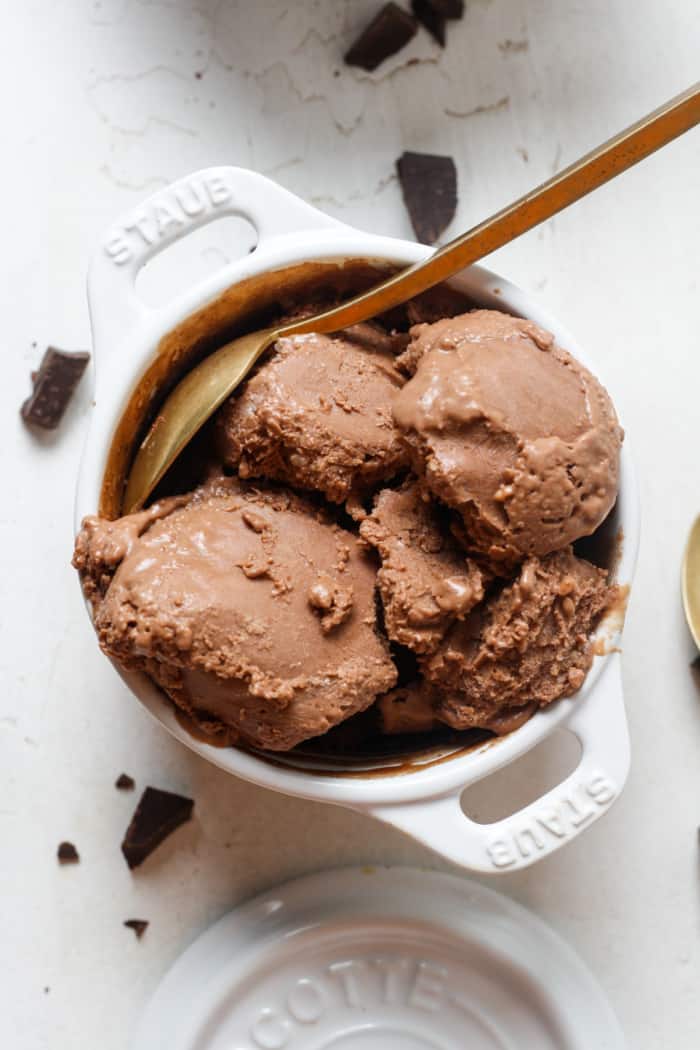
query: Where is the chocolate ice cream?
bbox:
[216,324,408,507]
[376,680,537,738]
[360,482,484,655]
[74,477,396,750]
[377,681,441,735]
[424,547,611,731]
[76,298,621,755]
[393,310,622,568]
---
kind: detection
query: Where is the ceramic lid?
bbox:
[133,867,625,1050]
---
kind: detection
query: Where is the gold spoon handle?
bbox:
[283,82,700,337]
[122,82,700,515]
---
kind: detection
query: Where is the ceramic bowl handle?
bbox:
[370,654,629,873]
[87,166,345,357]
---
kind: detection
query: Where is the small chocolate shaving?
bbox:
[115,773,135,790]
[396,151,458,244]
[412,0,446,45]
[21,347,90,430]
[345,3,418,72]
[57,841,79,864]
[121,787,194,869]
[124,919,149,940]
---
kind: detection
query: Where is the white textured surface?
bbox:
[133,869,626,1050]
[2,2,699,1048]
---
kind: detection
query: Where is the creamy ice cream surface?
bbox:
[216,324,408,507]
[75,303,622,753]
[74,477,396,750]
[393,310,622,569]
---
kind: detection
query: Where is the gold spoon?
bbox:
[682,516,700,649]
[124,82,700,514]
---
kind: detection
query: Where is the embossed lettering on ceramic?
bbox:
[103,173,233,265]
[408,961,448,1011]
[374,956,413,1004]
[485,769,618,869]
[246,955,455,1048]
[250,1008,291,1049]
[328,959,366,1007]
[286,977,324,1024]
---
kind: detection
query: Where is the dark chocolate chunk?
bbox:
[412,0,446,45]
[429,0,464,16]
[396,151,458,244]
[124,919,149,940]
[57,841,79,864]
[115,773,135,791]
[21,347,90,430]
[345,3,418,72]
[121,787,194,869]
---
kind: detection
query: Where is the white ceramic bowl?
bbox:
[76,166,639,873]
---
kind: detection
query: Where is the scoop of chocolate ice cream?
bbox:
[360,482,484,655]
[73,477,396,751]
[393,310,622,568]
[424,547,612,730]
[216,324,408,506]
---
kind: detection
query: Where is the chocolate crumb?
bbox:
[115,772,135,791]
[121,787,194,869]
[194,71,202,79]
[21,347,90,430]
[499,38,529,54]
[411,0,446,45]
[124,919,149,940]
[345,3,418,72]
[396,151,457,243]
[57,841,79,864]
